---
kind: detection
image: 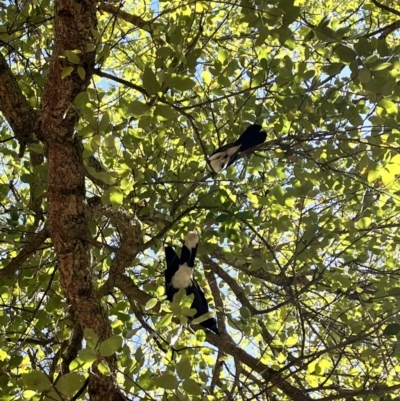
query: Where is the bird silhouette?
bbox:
[208,124,266,173]
[164,232,219,335]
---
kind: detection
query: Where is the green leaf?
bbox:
[217,48,227,64]
[20,173,35,183]
[156,313,173,329]
[108,187,124,208]
[83,328,99,349]
[138,376,156,390]
[61,66,74,78]
[74,91,89,109]
[145,298,158,310]
[358,68,370,83]
[22,371,52,391]
[88,168,116,185]
[99,112,110,132]
[378,99,398,115]
[182,307,197,317]
[356,217,371,229]
[77,66,86,80]
[99,335,123,357]
[127,100,150,116]
[65,50,81,64]
[240,306,252,319]
[364,54,379,64]
[154,373,179,390]
[77,349,97,364]
[154,104,178,120]
[269,184,285,206]
[192,312,215,325]
[166,74,196,91]
[142,67,161,95]
[28,142,44,154]
[176,356,192,380]
[383,323,400,336]
[334,45,357,62]
[183,378,202,395]
[370,62,392,71]
[56,373,86,398]
[367,168,381,183]
[97,360,111,375]
[202,70,212,85]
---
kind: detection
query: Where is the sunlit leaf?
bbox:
[22,371,52,391]
[378,99,397,115]
[56,373,86,397]
[145,298,158,310]
[61,66,74,78]
[99,335,123,357]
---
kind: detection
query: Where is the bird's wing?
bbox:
[235,124,266,152]
[165,246,180,292]
[189,279,220,335]
[165,246,180,301]
[235,124,262,145]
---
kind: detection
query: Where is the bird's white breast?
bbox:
[171,263,193,289]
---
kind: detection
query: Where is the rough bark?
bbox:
[37,0,116,398]
[0,52,38,156]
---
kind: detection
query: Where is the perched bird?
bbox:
[164,232,220,335]
[208,124,267,173]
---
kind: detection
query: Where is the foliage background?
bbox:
[1,0,400,399]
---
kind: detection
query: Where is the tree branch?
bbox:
[370,0,400,16]
[0,52,38,156]
[114,272,311,401]
[0,226,48,279]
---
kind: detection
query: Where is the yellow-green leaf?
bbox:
[22,371,52,391]
[56,373,86,398]
[109,187,123,207]
[156,313,173,329]
[61,66,74,78]
[84,328,99,349]
[77,67,86,80]
[65,50,81,64]
[378,99,397,115]
[99,335,123,357]
[145,298,158,310]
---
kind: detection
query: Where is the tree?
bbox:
[1,0,400,399]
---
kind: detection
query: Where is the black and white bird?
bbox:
[164,232,219,335]
[208,124,267,174]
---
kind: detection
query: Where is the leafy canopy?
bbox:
[1,0,400,400]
